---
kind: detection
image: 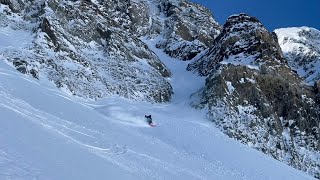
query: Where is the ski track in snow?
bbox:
[0,86,128,158]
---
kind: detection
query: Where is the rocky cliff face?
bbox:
[154,0,221,60]
[188,14,286,76]
[0,0,220,102]
[188,14,320,178]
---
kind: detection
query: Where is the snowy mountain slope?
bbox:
[0,0,221,102]
[1,1,173,102]
[0,42,316,179]
[274,27,320,85]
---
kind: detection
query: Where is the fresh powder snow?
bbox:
[0,29,316,179]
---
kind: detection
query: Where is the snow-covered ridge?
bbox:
[274,27,320,85]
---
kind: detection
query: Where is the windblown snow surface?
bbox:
[0,28,315,179]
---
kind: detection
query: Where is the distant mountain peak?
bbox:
[275,26,320,85]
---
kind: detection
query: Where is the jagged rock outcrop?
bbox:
[153,0,221,60]
[188,13,286,76]
[188,13,320,178]
[274,27,320,85]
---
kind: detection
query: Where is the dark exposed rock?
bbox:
[96,24,111,41]
[12,59,39,79]
[189,13,320,178]
[29,69,39,79]
[315,80,320,103]
[40,17,59,50]
[0,0,11,6]
[155,0,221,60]
[316,80,320,93]
[13,59,27,74]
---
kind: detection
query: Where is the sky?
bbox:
[190,0,320,31]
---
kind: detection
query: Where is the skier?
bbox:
[145,115,153,125]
